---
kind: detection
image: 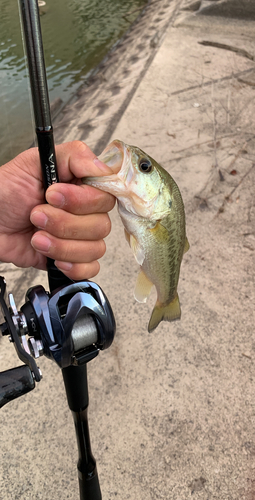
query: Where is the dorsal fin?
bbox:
[183,237,190,254]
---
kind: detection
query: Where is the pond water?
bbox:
[0,0,147,165]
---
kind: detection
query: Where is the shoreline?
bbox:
[49,0,151,123]
[53,0,180,155]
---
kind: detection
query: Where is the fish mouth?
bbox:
[98,139,125,174]
[84,139,135,197]
[98,139,134,186]
[83,139,158,218]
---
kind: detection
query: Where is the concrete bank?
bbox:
[53,0,182,155]
[1,1,255,499]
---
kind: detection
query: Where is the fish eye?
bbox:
[139,159,153,173]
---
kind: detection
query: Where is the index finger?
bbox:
[46,182,115,215]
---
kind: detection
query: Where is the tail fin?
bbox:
[148,294,181,333]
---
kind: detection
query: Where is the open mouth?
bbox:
[84,139,136,201]
[98,139,125,174]
[98,139,135,188]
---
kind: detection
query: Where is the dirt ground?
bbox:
[0,0,255,499]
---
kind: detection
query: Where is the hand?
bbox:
[0,141,115,280]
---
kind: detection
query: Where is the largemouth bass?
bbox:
[83,140,189,332]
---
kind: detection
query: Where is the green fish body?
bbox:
[83,140,189,332]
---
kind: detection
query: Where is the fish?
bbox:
[83,140,189,332]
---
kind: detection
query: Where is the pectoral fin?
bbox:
[124,228,130,245]
[130,234,145,266]
[149,220,169,242]
[124,230,145,265]
[134,269,154,303]
[148,294,181,333]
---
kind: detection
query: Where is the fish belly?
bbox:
[119,203,181,303]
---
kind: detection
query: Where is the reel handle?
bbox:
[0,365,35,409]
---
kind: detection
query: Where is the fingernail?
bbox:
[55,261,73,271]
[31,234,51,252]
[46,190,65,207]
[30,211,48,229]
[93,157,110,172]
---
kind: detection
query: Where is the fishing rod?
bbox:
[19,0,66,292]
[0,1,115,499]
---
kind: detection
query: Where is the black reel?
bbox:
[0,276,115,408]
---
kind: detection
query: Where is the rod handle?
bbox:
[36,128,73,291]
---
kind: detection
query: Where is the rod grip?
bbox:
[47,257,73,293]
[62,365,102,500]
[36,128,73,292]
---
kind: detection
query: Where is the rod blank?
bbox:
[19,0,51,128]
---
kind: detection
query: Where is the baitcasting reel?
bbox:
[0,276,115,408]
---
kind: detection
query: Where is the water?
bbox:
[0,0,147,165]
